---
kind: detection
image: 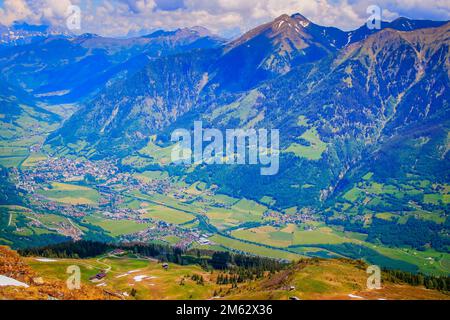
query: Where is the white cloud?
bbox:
[121,0,156,14]
[0,0,448,36]
[0,0,77,25]
[0,0,33,25]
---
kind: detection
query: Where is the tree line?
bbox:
[383,268,450,292]
[18,240,288,275]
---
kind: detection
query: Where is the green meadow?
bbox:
[210,234,302,260]
[285,127,327,160]
[142,203,195,225]
[83,215,151,237]
[37,182,100,205]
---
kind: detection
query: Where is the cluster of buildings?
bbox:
[99,208,152,224]
[15,157,118,193]
[120,221,211,249]
[25,214,83,240]
[11,156,316,247]
[263,208,318,226]
[28,194,90,218]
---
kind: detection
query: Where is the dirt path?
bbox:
[66,218,83,234]
[96,256,112,273]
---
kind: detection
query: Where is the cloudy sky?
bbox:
[0,0,449,38]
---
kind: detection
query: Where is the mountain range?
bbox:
[45,14,449,199]
[0,21,72,46]
[0,13,449,274]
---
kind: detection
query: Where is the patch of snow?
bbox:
[300,21,310,28]
[348,294,364,299]
[35,258,57,262]
[100,106,119,134]
[35,90,70,98]
[133,275,148,282]
[128,270,140,274]
[346,33,353,46]
[0,275,29,288]
[406,21,412,30]
[133,275,157,282]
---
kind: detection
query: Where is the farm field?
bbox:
[227,221,450,275]
[20,153,48,168]
[368,245,450,276]
[204,199,267,230]
[82,215,151,237]
[210,234,302,260]
[0,104,60,168]
[127,189,269,230]
[142,204,195,225]
[37,182,100,205]
[231,225,356,248]
[16,176,446,276]
[133,170,169,183]
[0,205,70,233]
[4,165,448,277]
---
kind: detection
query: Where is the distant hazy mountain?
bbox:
[0,26,225,104]
[347,17,448,44]
[0,76,61,145]
[0,22,72,46]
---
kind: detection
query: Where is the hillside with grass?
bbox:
[1,244,448,300]
[0,246,118,299]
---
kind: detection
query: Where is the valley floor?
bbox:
[2,154,449,276]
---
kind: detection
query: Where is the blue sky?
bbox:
[0,0,449,37]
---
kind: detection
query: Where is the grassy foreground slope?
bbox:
[228,259,450,300]
[0,246,117,300]
[1,246,448,300]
